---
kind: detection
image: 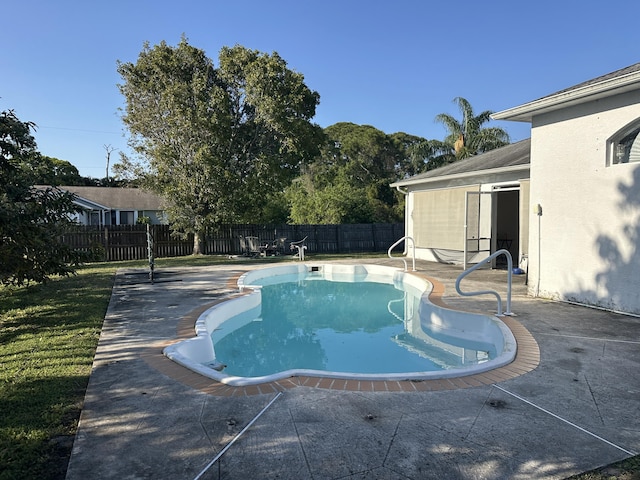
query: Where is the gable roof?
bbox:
[391,138,530,188]
[493,62,640,122]
[59,186,166,210]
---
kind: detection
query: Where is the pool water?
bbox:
[163,264,517,386]
[211,277,495,378]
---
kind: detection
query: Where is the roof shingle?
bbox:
[59,186,165,210]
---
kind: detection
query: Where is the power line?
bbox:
[39,125,122,135]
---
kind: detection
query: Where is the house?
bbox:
[394,62,640,314]
[493,62,640,314]
[59,186,167,226]
[390,138,530,268]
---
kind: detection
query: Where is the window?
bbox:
[90,211,100,226]
[609,122,640,165]
[119,211,135,225]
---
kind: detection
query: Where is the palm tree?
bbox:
[435,97,510,161]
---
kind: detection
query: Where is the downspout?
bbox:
[535,204,542,297]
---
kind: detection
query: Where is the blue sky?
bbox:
[3,0,640,178]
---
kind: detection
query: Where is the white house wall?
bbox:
[529,90,640,313]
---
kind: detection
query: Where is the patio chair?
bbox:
[246,236,266,258]
[238,235,248,256]
[271,237,287,255]
[290,236,308,261]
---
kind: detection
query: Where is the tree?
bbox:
[286,177,377,224]
[388,132,447,177]
[117,39,325,253]
[110,151,144,187]
[28,154,84,185]
[0,110,83,286]
[103,144,116,185]
[286,123,408,224]
[435,97,510,161]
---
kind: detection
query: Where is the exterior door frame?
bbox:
[463,191,492,270]
[464,184,521,270]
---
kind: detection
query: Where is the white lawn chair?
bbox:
[246,236,266,258]
[290,236,308,261]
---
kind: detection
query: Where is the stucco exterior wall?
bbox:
[528,90,640,313]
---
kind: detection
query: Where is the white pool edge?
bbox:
[163,264,517,387]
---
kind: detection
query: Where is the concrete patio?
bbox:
[65,258,640,479]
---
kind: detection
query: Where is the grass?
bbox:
[567,456,640,480]
[0,262,121,480]
[0,253,637,480]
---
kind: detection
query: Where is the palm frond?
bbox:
[434,113,462,133]
[434,97,510,158]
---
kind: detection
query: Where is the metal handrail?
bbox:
[388,236,416,271]
[387,293,407,322]
[455,249,513,316]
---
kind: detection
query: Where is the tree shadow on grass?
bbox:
[0,374,90,480]
[0,271,113,480]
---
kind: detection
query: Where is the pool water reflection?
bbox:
[212,278,494,378]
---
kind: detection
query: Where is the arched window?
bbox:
[609,120,640,165]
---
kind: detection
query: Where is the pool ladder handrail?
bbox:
[388,236,416,271]
[455,249,513,316]
[387,293,407,323]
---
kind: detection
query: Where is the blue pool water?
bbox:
[211,276,495,378]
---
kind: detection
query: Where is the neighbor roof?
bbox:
[59,186,165,210]
[391,138,530,188]
[493,62,640,122]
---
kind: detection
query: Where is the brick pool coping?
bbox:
[141,272,540,396]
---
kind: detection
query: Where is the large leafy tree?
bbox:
[0,110,83,286]
[29,155,84,185]
[435,97,510,161]
[388,132,447,177]
[117,39,324,253]
[287,123,410,224]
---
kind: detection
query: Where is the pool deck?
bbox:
[65,258,640,480]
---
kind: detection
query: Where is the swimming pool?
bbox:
[163,264,517,386]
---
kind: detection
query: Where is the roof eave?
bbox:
[492,71,640,122]
[72,197,110,210]
[391,164,530,188]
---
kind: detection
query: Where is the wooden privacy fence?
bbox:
[61,223,405,262]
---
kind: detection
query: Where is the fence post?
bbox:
[371,224,377,251]
[147,224,155,283]
[103,227,109,261]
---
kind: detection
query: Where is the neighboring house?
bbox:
[390,138,530,268]
[493,62,640,314]
[394,62,640,314]
[59,186,167,226]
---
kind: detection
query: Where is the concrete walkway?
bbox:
[65,259,640,480]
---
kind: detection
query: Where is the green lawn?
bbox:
[0,255,637,480]
[0,262,121,479]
